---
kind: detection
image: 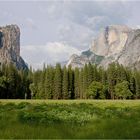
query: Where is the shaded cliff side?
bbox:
[0,25,28,69]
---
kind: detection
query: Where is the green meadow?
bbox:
[0,100,140,139]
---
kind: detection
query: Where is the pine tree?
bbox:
[54,63,62,99]
[7,64,20,98]
[32,70,42,98]
[107,63,117,99]
[98,67,106,84]
[62,66,69,99]
[0,76,9,98]
[68,65,74,99]
[83,64,88,98]
[79,68,84,99]
[87,63,93,85]
[45,65,54,99]
[93,65,98,81]
[116,64,127,83]
[134,71,140,99]
[39,64,46,99]
[18,70,27,99]
[74,68,80,99]
[129,75,136,98]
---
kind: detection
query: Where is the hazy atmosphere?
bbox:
[0,1,140,68]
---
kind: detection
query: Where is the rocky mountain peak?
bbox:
[67,25,140,69]
[66,53,90,69]
[90,25,132,57]
[0,24,28,69]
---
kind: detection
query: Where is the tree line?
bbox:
[30,63,140,99]
[0,62,140,99]
[0,64,31,99]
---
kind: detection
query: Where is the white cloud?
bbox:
[0,1,139,70]
[85,16,111,30]
[20,42,80,69]
[136,25,140,29]
[58,20,94,49]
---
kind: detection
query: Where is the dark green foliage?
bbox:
[0,64,31,99]
[44,65,54,99]
[68,66,74,99]
[83,64,88,98]
[134,71,140,98]
[107,63,118,99]
[74,68,80,99]
[54,63,62,99]
[1,62,140,99]
[81,49,93,56]
[79,68,84,99]
[62,66,69,99]
[38,65,46,99]
[94,55,104,64]
[81,50,104,64]
[129,75,136,98]
[87,63,93,85]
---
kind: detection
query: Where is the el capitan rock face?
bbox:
[67,25,140,69]
[0,25,28,69]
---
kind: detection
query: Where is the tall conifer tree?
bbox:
[62,66,69,99]
[74,67,80,99]
[54,63,62,99]
[68,65,74,99]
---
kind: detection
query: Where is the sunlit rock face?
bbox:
[67,25,140,69]
[99,28,140,69]
[0,25,28,69]
[117,29,140,69]
[66,54,90,69]
[90,25,132,57]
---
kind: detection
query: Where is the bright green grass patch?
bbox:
[0,100,140,139]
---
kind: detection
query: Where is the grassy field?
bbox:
[0,100,140,139]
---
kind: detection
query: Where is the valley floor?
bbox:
[0,100,140,139]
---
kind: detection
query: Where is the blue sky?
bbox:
[0,1,140,69]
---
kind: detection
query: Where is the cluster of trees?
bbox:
[0,62,140,99]
[30,63,140,100]
[0,64,31,99]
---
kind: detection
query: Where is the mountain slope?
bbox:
[67,25,140,69]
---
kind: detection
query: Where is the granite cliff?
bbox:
[0,25,28,69]
[67,25,140,69]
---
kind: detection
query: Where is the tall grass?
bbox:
[0,100,140,139]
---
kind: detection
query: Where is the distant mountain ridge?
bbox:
[0,25,28,69]
[67,25,140,69]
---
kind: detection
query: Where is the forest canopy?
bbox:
[0,62,140,99]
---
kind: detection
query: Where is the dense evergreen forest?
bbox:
[0,63,140,99]
[0,64,31,99]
